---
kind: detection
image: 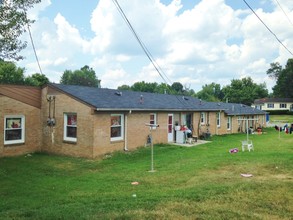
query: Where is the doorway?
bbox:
[168,114,174,142]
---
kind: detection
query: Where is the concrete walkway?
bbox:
[171,139,211,147]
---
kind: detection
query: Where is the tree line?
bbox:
[1,58,293,106]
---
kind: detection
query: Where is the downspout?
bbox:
[124,110,132,151]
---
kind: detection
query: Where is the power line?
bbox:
[26,22,43,75]
[274,0,293,27]
[111,0,172,85]
[242,0,293,56]
[112,0,192,106]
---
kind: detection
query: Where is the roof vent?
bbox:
[217,103,221,106]
[140,95,144,104]
[115,91,122,96]
[182,96,189,100]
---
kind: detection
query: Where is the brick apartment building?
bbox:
[0,84,267,158]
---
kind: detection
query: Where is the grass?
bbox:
[270,114,293,124]
[0,128,292,219]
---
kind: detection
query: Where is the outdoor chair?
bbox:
[241,140,254,152]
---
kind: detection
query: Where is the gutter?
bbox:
[95,108,228,112]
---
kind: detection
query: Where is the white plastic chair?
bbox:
[241,140,254,152]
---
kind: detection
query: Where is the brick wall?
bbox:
[41,87,95,158]
[92,112,169,158]
[0,96,41,157]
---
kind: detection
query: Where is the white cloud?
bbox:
[27,0,51,20]
[17,0,293,93]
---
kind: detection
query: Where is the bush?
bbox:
[266,110,292,115]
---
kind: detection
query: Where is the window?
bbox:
[238,116,241,126]
[227,116,231,130]
[4,115,25,145]
[64,113,77,142]
[280,103,287,108]
[216,112,221,127]
[200,112,206,124]
[150,113,157,129]
[267,103,274,108]
[150,113,157,125]
[111,114,124,141]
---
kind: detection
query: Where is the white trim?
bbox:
[110,114,124,141]
[216,112,221,127]
[227,116,231,130]
[4,115,25,145]
[200,112,206,125]
[63,113,77,142]
[150,113,157,130]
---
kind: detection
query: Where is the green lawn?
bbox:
[0,128,292,219]
[270,114,293,124]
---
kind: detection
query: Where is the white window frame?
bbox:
[150,113,157,130]
[279,103,287,108]
[216,112,221,127]
[64,113,77,142]
[267,103,274,108]
[4,115,25,145]
[110,114,124,141]
[200,112,206,125]
[227,116,231,130]
[238,116,242,126]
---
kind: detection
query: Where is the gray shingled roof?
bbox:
[213,102,266,115]
[50,84,265,115]
[254,98,293,104]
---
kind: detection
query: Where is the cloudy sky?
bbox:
[17,0,293,92]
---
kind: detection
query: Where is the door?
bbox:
[168,114,174,142]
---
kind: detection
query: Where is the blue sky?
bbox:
[18,0,293,92]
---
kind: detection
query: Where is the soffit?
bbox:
[0,85,41,108]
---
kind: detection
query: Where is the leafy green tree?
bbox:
[25,73,49,86]
[268,59,293,98]
[0,59,25,84]
[117,81,196,96]
[222,77,268,105]
[267,62,282,80]
[131,81,158,93]
[0,0,41,61]
[154,83,172,94]
[196,83,224,102]
[117,84,131,91]
[60,65,101,87]
[171,82,184,94]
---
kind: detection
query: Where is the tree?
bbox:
[171,82,184,94]
[196,83,223,102]
[268,59,293,98]
[154,83,172,94]
[25,73,49,86]
[0,60,49,86]
[131,81,158,93]
[0,59,25,84]
[0,0,41,61]
[117,84,131,91]
[266,62,282,80]
[222,77,268,105]
[60,65,101,87]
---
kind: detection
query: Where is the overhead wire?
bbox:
[111,0,173,86]
[23,8,43,74]
[112,0,191,106]
[26,22,43,75]
[242,0,293,56]
[274,0,293,27]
